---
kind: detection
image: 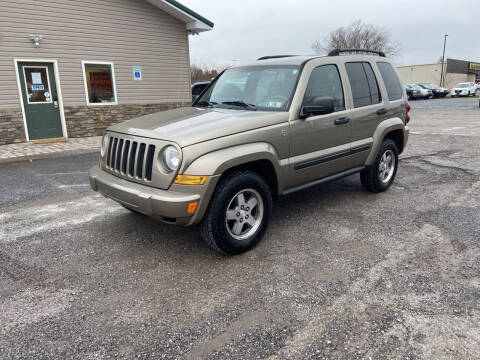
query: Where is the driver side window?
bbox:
[303,65,345,112]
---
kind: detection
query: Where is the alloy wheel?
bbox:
[378,149,396,184]
[225,188,264,241]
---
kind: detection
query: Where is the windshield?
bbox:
[411,84,423,90]
[456,83,469,88]
[195,65,301,111]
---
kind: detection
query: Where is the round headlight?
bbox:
[162,146,180,172]
[101,134,109,157]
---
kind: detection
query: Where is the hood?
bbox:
[107,107,288,147]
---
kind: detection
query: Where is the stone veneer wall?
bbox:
[64,102,190,138]
[0,102,190,145]
[0,108,26,145]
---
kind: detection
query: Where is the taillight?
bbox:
[405,103,411,124]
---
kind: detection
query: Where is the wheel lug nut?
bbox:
[241,205,244,209]
[240,218,243,222]
[236,212,240,216]
[246,207,249,211]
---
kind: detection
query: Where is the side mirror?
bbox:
[300,96,335,118]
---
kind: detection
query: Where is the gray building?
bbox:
[396,58,479,90]
[0,0,213,145]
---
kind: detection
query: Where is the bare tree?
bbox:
[190,63,230,84]
[312,21,400,58]
[190,64,218,84]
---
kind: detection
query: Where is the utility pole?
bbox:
[440,34,448,87]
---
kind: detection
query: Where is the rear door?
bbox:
[344,61,387,164]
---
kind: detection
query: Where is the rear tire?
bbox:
[200,170,272,255]
[360,139,399,193]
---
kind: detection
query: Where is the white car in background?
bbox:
[450,82,476,97]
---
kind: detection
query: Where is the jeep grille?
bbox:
[106,136,156,182]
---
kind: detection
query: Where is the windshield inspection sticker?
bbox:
[266,101,283,108]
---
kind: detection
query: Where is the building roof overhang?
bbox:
[145,0,213,34]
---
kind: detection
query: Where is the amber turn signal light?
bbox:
[174,174,208,185]
[187,201,199,214]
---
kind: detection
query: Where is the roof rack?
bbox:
[328,48,386,57]
[257,55,298,61]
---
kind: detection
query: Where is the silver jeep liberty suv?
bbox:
[89,49,410,255]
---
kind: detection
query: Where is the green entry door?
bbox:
[18,62,63,140]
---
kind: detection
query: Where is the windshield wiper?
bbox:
[221,101,257,110]
[196,101,217,108]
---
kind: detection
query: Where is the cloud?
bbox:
[182,0,479,66]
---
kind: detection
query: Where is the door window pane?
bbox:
[377,62,403,101]
[23,67,52,103]
[363,63,381,104]
[303,64,345,111]
[345,62,382,108]
[83,63,116,104]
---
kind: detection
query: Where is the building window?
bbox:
[82,61,117,105]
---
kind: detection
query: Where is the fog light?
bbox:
[174,175,208,185]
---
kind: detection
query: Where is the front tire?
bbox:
[360,139,399,193]
[200,170,272,255]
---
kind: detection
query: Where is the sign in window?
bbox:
[83,62,117,105]
[23,66,52,104]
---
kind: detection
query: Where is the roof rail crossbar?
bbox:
[257,55,297,61]
[328,48,386,57]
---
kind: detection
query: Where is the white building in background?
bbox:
[397,58,479,89]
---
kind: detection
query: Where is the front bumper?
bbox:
[89,165,218,226]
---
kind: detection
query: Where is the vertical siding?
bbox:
[0,0,192,108]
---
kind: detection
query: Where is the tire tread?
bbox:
[200,170,272,255]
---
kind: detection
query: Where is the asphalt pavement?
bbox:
[1,100,479,359]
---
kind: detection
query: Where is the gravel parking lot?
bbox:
[1,99,479,359]
[410,96,479,109]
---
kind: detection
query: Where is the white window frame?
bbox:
[81,60,118,106]
[23,65,53,104]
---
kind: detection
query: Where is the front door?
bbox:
[18,62,63,140]
[288,64,352,188]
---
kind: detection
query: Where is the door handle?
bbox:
[376,108,388,115]
[334,117,350,125]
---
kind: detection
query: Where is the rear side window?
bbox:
[377,62,403,101]
[345,62,381,108]
[303,64,345,112]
